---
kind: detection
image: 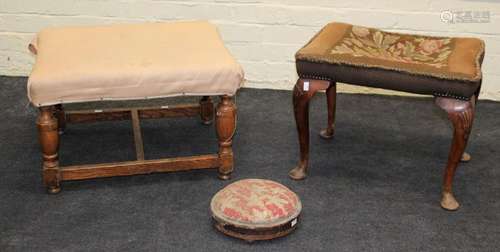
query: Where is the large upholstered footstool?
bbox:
[290,22,485,210]
[28,21,244,193]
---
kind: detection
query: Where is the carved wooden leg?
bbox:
[37,106,61,194]
[435,96,475,210]
[216,95,236,180]
[200,96,214,125]
[320,82,337,139]
[460,80,484,163]
[54,104,66,134]
[289,78,331,180]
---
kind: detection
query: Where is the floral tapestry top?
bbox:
[296,22,484,83]
[211,179,302,227]
[330,26,453,68]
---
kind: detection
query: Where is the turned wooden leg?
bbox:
[320,82,337,139]
[289,78,331,180]
[216,95,236,180]
[435,96,475,211]
[37,106,61,194]
[200,96,214,125]
[53,104,66,134]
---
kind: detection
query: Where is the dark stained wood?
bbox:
[216,95,236,180]
[290,77,479,210]
[289,78,331,180]
[38,106,61,194]
[200,96,214,125]
[60,154,220,181]
[53,104,66,134]
[435,95,476,211]
[66,104,200,123]
[130,109,145,161]
[320,82,337,139]
[213,216,299,242]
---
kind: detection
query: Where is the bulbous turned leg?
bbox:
[54,104,66,134]
[319,83,337,139]
[200,96,214,125]
[37,106,61,194]
[216,95,236,180]
[289,78,331,180]
[435,96,476,211]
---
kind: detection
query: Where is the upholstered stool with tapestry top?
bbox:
[290,22,485,210]
[28,21,243,193]
[210,179,302,241]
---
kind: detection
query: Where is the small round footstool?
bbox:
[210,179,302,241]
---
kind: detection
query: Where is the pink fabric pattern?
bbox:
[211,179,302,227]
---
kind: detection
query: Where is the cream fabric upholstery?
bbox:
[28,21,244,106]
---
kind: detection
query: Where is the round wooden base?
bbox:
[213,216,299,242]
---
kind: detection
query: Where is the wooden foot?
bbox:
[319,83,337,139]
[290,78,331,180]
[54,104,66,134]
[435,96,475,211]
[37,106,61,194]
[200,96,214,125]
[218,173,231,180]
[289,164,308,180]
[216,95,236,180]
[461,152,471,162]
[441,191,459,211]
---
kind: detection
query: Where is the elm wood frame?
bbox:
[290,78,476,211]
[37,96,236,193]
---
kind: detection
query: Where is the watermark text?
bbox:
[441,10,490,23]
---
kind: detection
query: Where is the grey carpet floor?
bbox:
[0,76,499,251]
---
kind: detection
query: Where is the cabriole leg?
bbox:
[320,82,337,139]
[435,96,476,211]
[289,78,331,180]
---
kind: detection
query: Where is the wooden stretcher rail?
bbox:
[130,109,145,161]
[60,154,220,181]
[37,96,236,193]
[66,104,201,123]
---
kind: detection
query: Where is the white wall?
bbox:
[1,0,499,100]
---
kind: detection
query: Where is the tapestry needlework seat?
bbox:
[290,22,485,211]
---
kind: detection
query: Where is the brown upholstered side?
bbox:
[296,60,482,100]
[295,22,486,100]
